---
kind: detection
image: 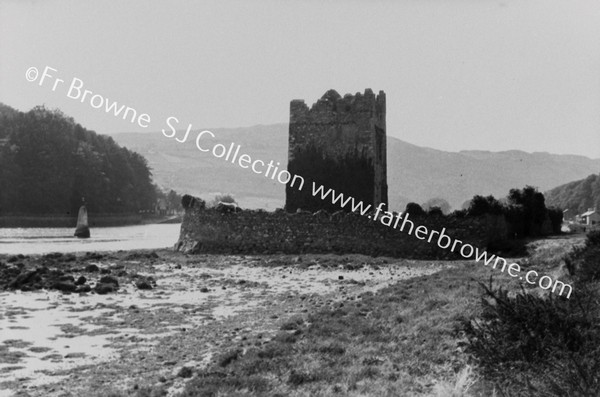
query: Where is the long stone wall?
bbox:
[175,195,505,259]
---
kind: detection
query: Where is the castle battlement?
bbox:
[286,89,388,212]
[290,89,385,125]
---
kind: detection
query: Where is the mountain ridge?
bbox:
[111,124,600,211]
[545,174,600,217]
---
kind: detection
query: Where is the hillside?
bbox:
[0,104,157,215]
[545,173,600,217]
[112,124,600,211]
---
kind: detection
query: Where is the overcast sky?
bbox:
[1,0,599,158]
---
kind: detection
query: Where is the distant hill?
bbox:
[112,124,600,211]
[545,174,600,217]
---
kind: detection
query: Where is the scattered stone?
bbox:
[177,366,194,378]
[64,352,86,359]
[0,366,25,373]
[98,276,119,287]
[75,276,87,285]
[85,264,99,273]
[85,252,104,260]
[53,281,77,293]
[136,280,152,290]
[41,353,63,362]
[125,251,160,260]
[76,285,92,293]
[200,287,209,293]
[94,283,116,295]
[8,270,41,289]
[59,275,75,283]
[63,254,77,262]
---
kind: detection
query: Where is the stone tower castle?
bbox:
[285,88,388,212]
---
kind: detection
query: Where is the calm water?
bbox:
[0,224,182,255]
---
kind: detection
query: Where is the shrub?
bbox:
[427,206,444,217]
[547,207,564,234]
[564,230,600,282]
[216,348,242,367]
[404,202,425,217]
[451,209,467,218]
[464,278,600,396]
[587,229,600,246]
[467,195,504,217]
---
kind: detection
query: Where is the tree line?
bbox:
[0,104,160,215]
[405,185,563,239]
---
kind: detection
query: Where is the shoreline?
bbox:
[0,223,182,256]
[0,215,182,228]
[0,248,452,397]
[0,234,581,396]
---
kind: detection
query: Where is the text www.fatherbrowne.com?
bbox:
[311,182,573,299]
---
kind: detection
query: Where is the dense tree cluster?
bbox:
[408,186,563,239]
[465,186,563,237]
[155,188,183,212]
[0,104,157,215]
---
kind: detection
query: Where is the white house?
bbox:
[581,209,599,226]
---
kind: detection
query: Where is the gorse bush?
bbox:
[465,233,600,396]
[464,281,591,372]
[587,229,600,246]
[565,230,600,282]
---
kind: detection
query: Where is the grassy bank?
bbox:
[171,237,581,396]
[163,260,533,397]
[176,262,486,396]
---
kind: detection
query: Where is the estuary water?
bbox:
[0,223,181,255]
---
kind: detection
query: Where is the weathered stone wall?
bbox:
[286,89,387,212]
[175,195,504,259]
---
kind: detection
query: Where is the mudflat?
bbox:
[0,250,449,397]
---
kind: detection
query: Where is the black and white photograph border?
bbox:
[1,1,600,396]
